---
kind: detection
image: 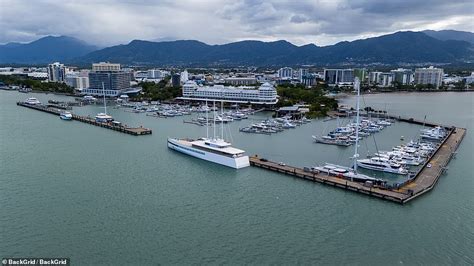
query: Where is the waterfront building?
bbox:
[147,69,166,79]
[224,77,257,86]
[369,71,382,85]
[178,81,278,104]
[65,72,90,90]
[391,68,413,85]
[133,71,147,80]
[82,62,131,97]
[276,105,309,118]
[463,72,474,85]
[378,73,395,87]
[172,73,181,87]
[324,69,354,86]
[27,72,48,80]
[369,71,395,87]
[180,70,189,84]
[414,66,444,88]
[301,73,316,87]
[298,68,309,82]
[354,68,367,82]
[278,67,293,79]
[47,62,66,82]
[92,62,121,72]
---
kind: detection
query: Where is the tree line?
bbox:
[0,75,74,94]
[276,83,338,118]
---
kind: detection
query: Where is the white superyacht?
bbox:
[167,101,250,169]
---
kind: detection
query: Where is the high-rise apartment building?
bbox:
[414,66,444,88]
[47,62,66,82]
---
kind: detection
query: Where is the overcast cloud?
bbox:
[0,0,472,46]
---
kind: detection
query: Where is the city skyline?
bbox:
[0,0,472,47]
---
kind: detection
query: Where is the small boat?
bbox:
[83,95,97,102]
[19,87,32,93]
[59,111,73,120]
[95,113,113,123]
[312,135,351,147]
[24,97,41,105]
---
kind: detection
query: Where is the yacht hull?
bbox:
[356,161,407,175]
[167,138,250,169]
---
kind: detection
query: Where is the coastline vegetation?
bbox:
[0,75,74,94]
[275,83,338,118]
[132,77,182,101]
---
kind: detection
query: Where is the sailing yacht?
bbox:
[95,82,114,123]
[167,101,250,169]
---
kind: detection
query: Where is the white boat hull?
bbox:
[356,161,407,175]
[60,115,72,120]
[167,138,250,169]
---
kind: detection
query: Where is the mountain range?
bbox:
[0,36,98,64]
[0,30,472,66]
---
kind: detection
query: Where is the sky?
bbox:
[0,0,473,47]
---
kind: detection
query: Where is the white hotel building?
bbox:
[178,81,278,105]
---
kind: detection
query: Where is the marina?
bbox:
[250,122,466,204]
[2,90,472,265]
[2,1,474,263]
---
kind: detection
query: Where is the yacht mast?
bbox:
[221,101,224,140]
[205,100,209,139]
[353,77,361,173]
[213,101,216,140]
[102,82,107,115]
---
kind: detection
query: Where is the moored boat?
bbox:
[168,100,250,169]
[59,111,73,120]
[24,97,41,105]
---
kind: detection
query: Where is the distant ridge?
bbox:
[422,30,474,45]
[1,31,473,66]
[74,31,473,66]
[0,36,98,64]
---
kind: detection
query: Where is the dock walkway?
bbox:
[17,102,152,136]
[250,125,466,204]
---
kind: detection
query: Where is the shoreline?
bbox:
[332,89,474,98]
[30,90,77,97]
[365,89,474,94]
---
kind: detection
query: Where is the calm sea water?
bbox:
[0,91,472,264]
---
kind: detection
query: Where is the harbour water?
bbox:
[0,91,472,264]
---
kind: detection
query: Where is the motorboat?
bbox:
[59,111,73,120]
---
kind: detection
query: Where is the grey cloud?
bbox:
[290,15,309,24]
[0,0,472,47]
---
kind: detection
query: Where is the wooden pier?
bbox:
[17,102,152,136]
[250,125,466,204]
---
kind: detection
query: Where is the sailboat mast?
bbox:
[353,77,361,172]
[221,101,224,140]
[213,101,216,140]
[206,100,209,139]
[102,82,107,115]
